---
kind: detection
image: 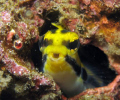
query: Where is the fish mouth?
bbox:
[49,53,65,62]
[50,57,63,62]
[53,53,59,58]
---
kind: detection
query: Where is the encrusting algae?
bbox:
[0,0,120,100]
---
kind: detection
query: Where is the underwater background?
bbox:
[0,0,120,100]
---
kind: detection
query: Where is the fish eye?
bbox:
[68,39,80,50]
[62,39,80,52]
[39,36,53,48]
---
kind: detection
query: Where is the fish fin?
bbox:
[51,23,64,29]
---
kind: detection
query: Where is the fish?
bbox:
[38,23,116,97]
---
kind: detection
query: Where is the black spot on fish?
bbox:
[68,39,80,50]
[39,36,53,47]
[66,55,81,76]
[61,30,70,33]
[51,29,57,33]
[81,68,87,81]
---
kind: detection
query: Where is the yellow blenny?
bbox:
[39,23,116,97]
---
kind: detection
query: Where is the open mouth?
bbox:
[53,53,59,58]
[49,53,65,62]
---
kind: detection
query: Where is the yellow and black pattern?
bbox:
[39,23,87,97]
[38,23,116,97]
[39,23,82,74]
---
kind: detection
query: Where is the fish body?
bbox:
[39,23,116,97]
